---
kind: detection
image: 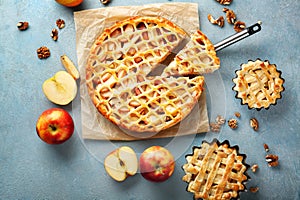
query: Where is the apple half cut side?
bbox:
[42,71,77,105]
[104,146,138,182]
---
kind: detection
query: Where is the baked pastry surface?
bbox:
[86,16,208,133]
[162,30,220,76]
[232,59,284,110]
[182,140,249,200]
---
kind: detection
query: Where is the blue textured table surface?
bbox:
[0,0,299,199]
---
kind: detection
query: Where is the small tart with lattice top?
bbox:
[232,59,284,110]
[162,30,220,77]
[86,16,208,133]
[182,140,249,200]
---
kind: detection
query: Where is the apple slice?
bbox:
[104,146,138,182]
[60,54,80,80]
[42,71,77,105]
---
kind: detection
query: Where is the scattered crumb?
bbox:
[263,143,269,152]
[250,187,259,193]
[234,112,241,118]
[251,164,259,173]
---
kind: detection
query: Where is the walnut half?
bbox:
[223,8,236,24]
[216,0,233,5]
[100,0,110,5]
[207,14,225,27]
[17,21,29,31]
[234,21,246,32]
[37,46,51,59]
[250,118,259,131]
[56,19,65,29]
[228,119,238,129]
[265,154,279,167]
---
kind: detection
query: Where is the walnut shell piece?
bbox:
[228,118,238,129]
[216,0,233,5]
[251,164,259,173]
[56,19,65,29]
[223,8,236,24]
[263,143,270,152]
[208,14,225,27]
[100,0,110,5]
[250,118,259,131]
[250,187,259,193]
[51,28,59,41]
[234,21,246,32]
[17,21,29,31]
[234,112,241,118]
[265,154,279,167]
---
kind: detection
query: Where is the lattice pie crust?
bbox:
[86,16,219,133]
[232,59,284,110]
[182,140,248,200]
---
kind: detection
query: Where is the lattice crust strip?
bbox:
[94,75,204,132]
[232,59,284,109]
[162,30,220,77]
[182,141,248,200]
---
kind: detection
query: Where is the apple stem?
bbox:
[49,124,57,131]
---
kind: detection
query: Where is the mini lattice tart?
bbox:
[182,140,249,200]
[86,16,208,133]
[232,59,284,110]
[162,30,220,77]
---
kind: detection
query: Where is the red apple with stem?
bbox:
[36,108,74,144]
[139,146,175,182]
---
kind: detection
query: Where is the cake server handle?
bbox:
[214,21,262,52]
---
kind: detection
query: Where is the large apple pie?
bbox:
[182,140,249,200]
[86,16,218,133]
[232,59,284,110]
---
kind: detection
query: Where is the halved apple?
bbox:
[42,71,77,105]
[104,146,138,182]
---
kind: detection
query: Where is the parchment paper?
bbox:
[74,2,209,141]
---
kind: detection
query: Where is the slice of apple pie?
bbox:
[162,30,220,77]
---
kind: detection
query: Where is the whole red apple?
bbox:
[55,0,83,7]
[139,146,175,182]
[36,108,74,144]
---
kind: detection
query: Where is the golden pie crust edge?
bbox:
[182,139,250,200]
[232,59,285,110]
